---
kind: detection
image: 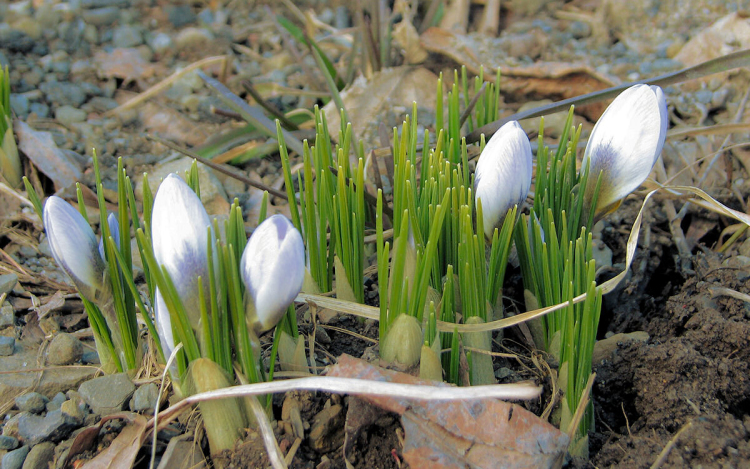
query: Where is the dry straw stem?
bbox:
[297,184,750,334]
[105,56,227,116]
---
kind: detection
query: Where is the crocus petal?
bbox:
[98,212,121,260]
[153,288,175,359]
[583,84,668,214]
[241,215,305,331]
[44,196,107,302]
[151,174,212,328]
[474,120,532,238]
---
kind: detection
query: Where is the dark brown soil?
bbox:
[590,242,750,467]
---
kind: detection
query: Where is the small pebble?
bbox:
[46,333,84,366]
[45,393,66,413]
[112,25,142,48]
[131,383,159,413]
[0,436,19,451]
[1,445,29,469]
[19,441,54,469]
[14,394,48,415]
[0,337,15,356]
[55,105,87,125]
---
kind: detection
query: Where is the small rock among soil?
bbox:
[78,373,135,416]
[46,333,83,366]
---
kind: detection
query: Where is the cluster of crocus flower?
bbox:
[473,84,668,231]
[150,174,305,363]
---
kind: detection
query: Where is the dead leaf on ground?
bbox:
[36,290,66,319]
[93,48,166,87]
[420,27,615,120]
[322,66,440,153]
[14,120,84,196]
[63,413,150,469]
[138,102,209,147]
[327,355,569,469]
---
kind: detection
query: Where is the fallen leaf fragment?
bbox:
[15,120,83,195]
[64,413,149,469]
[419,27,615,119]
[327,355,568,469]
[93,48,166,86]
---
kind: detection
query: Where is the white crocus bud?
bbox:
[582,84,668,216]
[98,212,120,260]
[44,196,108,303]
[241,214,305,332]
[474,120,532,239]
[151,174,213,328]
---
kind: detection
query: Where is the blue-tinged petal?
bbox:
[98,212,121,260]
[474,120,532,238]
[583,84,668,214]
[43,196,107,303]
[240,215,305,332]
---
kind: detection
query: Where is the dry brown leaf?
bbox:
[419,27,615,119]
[675,12,750,67]
[14,120,83,195]
[322,66,439,152]
[139,102,209,147]
[93,48,166,86]
[327,355,568,469]
[80,413,150,469]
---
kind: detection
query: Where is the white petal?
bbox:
[583,84,668,212]
[43,196,106,302]
[151,174,212,327]
[154,288,175,358]
[474,121,532,238]
[241,215,305,331]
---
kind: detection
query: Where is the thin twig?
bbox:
[106,56,227,116]
[650,420,694,469]
[459,82,487,129]
[465,49,750,143]
[242,80,299,130]
[146,135,289,200]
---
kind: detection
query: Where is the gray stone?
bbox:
[46,333,83,366]
[60,400,84,425]
[81,7,120,26]
[112,25,142,48]
[0,28,34,53]
[174,27,213,51]
[148,32,172,55]
[78,373,135,416]
[0,436,19,451]
[165,5,196,27]
[54,105,87,125]
[45,393,66,412]
[28,103,49,118]
[131,383,159,413]
[0,337,15,356]
[1,445,29,469]
[156,435,206,469]
[10,95,29,117]
[81,0,129,8]
[14,393,48,414]
[2,413,23,439]
[0,274,18,296]
[17,409,80,446]
[39,82,86,107]
[20,442,54,469]
[0,304,14,328]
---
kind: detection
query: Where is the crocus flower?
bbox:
[474,120,532,239]
[151,174,213,329]
[240,214,305,332]
[582,84,668,216]
[44,196,108,303]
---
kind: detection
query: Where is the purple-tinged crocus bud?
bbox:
[151,173,213,329]
[474,120,532,239]
[582,84,668,216]
[98,212,120,260]
[44,196,108,303]
[240,214,305,332]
